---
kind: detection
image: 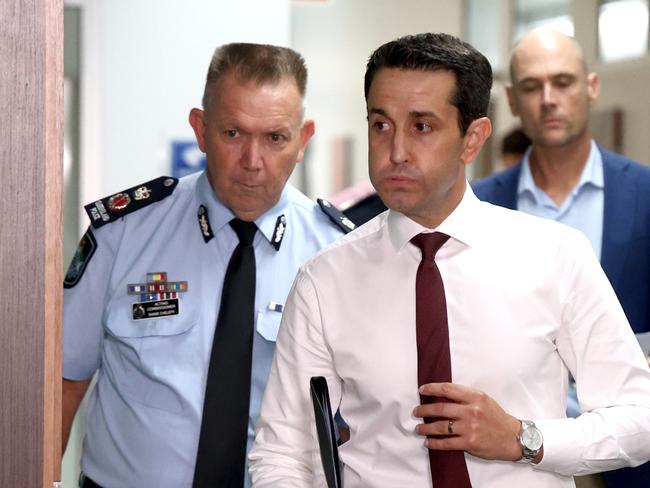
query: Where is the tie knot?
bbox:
[411,232,450,262]
[230,219,257,246]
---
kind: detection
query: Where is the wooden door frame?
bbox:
[0,0,63,486]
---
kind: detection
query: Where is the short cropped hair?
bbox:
[364,33,492,134]
[202,43,308,110]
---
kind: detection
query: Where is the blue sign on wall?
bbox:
[171,141,206,178]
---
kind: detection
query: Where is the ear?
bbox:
[460,117,492,165]
[505,84,519,116]
[189,108,207,153]
[296,119,315,163]
[587,72,600,106]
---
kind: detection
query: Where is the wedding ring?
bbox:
[447,420,454,435]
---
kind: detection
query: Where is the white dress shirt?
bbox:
[249,184,650,488]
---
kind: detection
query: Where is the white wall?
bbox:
[291,0,463,198]
[80,0,291,208]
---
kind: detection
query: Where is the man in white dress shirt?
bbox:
[248,33,650,487]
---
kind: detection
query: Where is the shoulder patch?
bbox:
[317,198,356,234]
[84,176,178,229]
[64,229,97,289]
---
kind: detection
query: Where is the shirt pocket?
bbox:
[256,309,283,342]
[103,299,200,413]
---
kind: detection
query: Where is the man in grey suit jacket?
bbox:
[473,28,650,488]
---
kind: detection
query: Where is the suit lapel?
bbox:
[601,149,634,288]
[493,165,520,210]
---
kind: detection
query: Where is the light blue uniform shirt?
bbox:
[517,140,604,260]
[63,171,344,488]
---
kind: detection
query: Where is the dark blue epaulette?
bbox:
[84,176,178,229]
[317,198,356,234]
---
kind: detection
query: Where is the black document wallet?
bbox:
[310,376,342,488]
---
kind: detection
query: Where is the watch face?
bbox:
[522,425,543,451]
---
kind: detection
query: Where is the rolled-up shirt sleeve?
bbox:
[249,267,339,487]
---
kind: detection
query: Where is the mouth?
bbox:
[380,174,417,188]
[542,117,564,127]
[235,180,261,189]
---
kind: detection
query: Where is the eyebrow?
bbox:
[517,72,577,85]
[411,110,438,119]
[266,125,292,133]
[368,107,441,120]
[368,108,388,117]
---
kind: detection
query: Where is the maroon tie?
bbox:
[411,232,472,488]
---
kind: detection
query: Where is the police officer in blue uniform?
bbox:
[62,43,354,488]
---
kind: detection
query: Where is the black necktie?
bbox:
[193,218,257,488]
[411,232,472,488]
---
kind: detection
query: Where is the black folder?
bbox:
[310,376,342,488]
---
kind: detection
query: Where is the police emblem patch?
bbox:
[63,229,97,289]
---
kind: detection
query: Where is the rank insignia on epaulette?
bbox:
[107,193,131,211]
[317,198,356,234]
[85,176,178,229]
[271,214,286,251]
[127,271,188,320]
[63,229,97,289]
[197,205,214,243]
[134,186,151,200]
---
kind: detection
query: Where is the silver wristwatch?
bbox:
[517,420,543,463]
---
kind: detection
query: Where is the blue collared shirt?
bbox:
[517,140,604,260]
[63,171,344,487]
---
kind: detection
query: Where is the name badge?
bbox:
[132,299,180,320]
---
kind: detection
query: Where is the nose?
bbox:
[541,82,556,107]
[241,138,263,170]
[389,130,409,164]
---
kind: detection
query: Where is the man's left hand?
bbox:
[413,382,523,461]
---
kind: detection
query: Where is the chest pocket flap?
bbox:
[256,309,282,342]
[105,298,198,338]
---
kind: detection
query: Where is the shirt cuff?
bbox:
[532,418,582,475]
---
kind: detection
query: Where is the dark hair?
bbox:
[501,127,531,156]
[364,33,492,134]
[202,43,307,110]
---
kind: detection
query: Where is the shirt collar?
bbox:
[387,182,481,253]
[517,140,604,198]
[196,171,290,248]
